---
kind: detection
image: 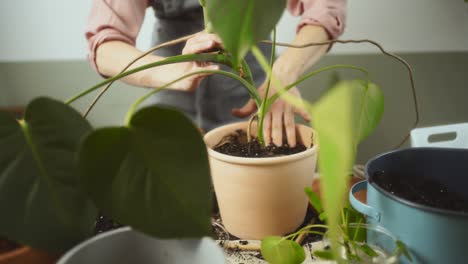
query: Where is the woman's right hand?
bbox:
[142,32,223,91]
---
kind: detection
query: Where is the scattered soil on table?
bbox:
[212,205,322,245]
[213,129,308,158]
[0,237,21,255]
[372,171,468,213]
[93,196,322,255]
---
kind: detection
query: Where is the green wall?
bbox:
[1,52,467,163]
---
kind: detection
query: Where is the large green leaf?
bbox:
[205,0,285,66]
[261,236,305,264]
[78,106,212,238]
[312,80,384,245]
[0,97,97,253]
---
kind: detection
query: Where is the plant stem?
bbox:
[199,0,213,33]
[266,64,368,109]
[65,53,256,105]
[124,69,258,125]
[257,28,276,146]
[261,38,418,148]
[240,59,255,86]
[283,224,329,240]
[83,33,198,118]
[251,46,314,117]
[246,113,258,144]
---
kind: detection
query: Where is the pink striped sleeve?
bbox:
[85,0,149,72]
[287,0,347,39]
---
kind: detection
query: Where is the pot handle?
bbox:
[349,180,381,222]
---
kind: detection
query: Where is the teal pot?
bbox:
[57,227,225,264]
[350,148,468,264]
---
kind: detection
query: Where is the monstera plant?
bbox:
[0,0,417,262]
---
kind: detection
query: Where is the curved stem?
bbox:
[261,39,418,148]
[257,28,276,146]
[124,69,258,125]
[283,224,329,240]
[246,114,258,144]
[266,64,368,109]
[240,59,255,86]
[66,53,235,105]
[83,33,198,117]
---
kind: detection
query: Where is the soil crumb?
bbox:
[214,129,308,158]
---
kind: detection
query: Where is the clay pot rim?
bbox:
[0,245,30,262]
[204,122,318,165]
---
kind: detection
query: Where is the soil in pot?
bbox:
[0,237,20,255]
[213,129,308,158]
[372,171,468,213]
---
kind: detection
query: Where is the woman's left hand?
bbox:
[232,81,311,147]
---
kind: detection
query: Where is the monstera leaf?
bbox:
[205,0,285,66]
[0,97,97,253]
[312,80,384,246]
[78,106,212,238]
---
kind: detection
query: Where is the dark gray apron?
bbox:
[146,0,271,132]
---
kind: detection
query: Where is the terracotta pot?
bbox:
[204,122,318,239]
[0,246,57,264]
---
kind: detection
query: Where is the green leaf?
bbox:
[261,236,305,264]
[304,187,323,214]
[342,207,366,242]
[312,80,384,249]
[313,250,335,260]
[396,240,413,262]
[0,97,97,253]
[359,244,379,257]
[78,106,212,238]
[319,212,327,221]
[205,0,285,66]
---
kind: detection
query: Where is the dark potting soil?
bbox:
[94,214,124,235]
[213,130,308,158]
[372,172,468,213]
[0,237,21,254]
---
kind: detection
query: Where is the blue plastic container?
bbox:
[350,148,468,264]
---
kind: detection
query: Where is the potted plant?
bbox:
[350,148,468,264]
[0,0,419,263]
[260,198,413,264]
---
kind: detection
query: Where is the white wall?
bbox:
[1,0,467,62]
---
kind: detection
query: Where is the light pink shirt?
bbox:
[86,0,346,70]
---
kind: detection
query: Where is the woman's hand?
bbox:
[149,33,223,91]
[95,33,223,91]
[232,81,311,147]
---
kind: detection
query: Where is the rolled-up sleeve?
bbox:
[288,0,347,39]
[85,0,148,72]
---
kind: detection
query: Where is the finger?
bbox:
[295,107,312,122]
[194,64,220,74]
[197,33,223,47]
[231,99,257,118]
[284,104,297,147]
[262,112,272,146]
[184,65,219,91]
[182,39,218,54]
[271,105,284,147]
[183,33,223,54]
